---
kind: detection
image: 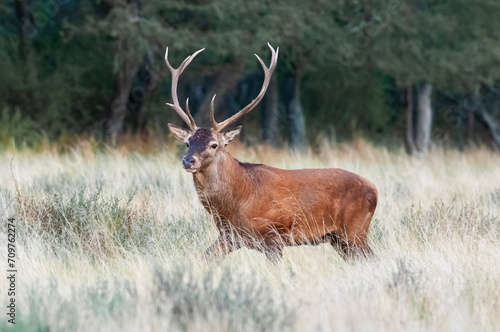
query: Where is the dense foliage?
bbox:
[1,0,500,149]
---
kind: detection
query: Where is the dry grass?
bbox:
[0,140,499,331]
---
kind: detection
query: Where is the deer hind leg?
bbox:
[323,231,349,260]
[326,231,374,261]
[341,212,376,260]
[326,213,375,261]
[343,234,374,260]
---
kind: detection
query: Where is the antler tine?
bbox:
[165,47,205,131]
[210,94,217,128]
[212,43,279,132]
[185,98,196,126]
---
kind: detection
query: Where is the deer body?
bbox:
[164,44,378,262]
[191,144,377,261]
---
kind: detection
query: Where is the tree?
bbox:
[345,0,500,152]
[1,0,500,150]
[415,83,433,152]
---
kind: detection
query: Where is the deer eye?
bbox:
[211,144,218,149]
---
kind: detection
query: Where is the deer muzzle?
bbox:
[182,155,199,172]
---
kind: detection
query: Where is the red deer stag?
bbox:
[165,44,378,262]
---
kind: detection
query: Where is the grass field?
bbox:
[1,140,499,331]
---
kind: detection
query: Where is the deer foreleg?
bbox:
[264,246,283,264]
[203,236,241,262]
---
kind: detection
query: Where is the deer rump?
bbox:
[196,162,378,261]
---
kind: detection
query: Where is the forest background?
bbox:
[2,0,500,152]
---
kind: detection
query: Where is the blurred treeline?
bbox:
[1,0,500,151]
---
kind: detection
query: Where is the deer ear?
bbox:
[222,126,242,145]
[168,123,192,142]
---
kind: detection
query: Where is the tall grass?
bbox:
[0,141,499,331]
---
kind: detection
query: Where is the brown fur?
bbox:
[165,45,377,262]
[179,130,378,262]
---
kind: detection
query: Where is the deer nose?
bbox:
[182,156,196,169]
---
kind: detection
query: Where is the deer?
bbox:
[165,43,378,263]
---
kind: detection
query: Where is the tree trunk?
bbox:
[286,68,307,149]
[107,54,141,146]
[15,0,32,59]
[105,0,143,146]
[476,84,500,148]
[466,108,475,146]
[261,75,279,146]
[405,86,416,154]
[129,53,162,134]
[475,100,500,148]
[196,62,243,126]
[415,83,433,152]
[14,0,44,118]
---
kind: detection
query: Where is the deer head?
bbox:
[166,43,279,172]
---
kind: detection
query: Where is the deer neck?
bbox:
[192,151,252,214]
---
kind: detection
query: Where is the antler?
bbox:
[211,43,279,132]
[165,47,205,131]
